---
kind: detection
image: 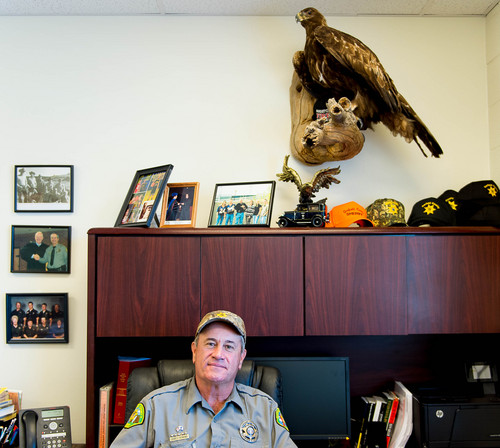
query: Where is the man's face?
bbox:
[16,302,21,310]
[28,303,33,310]
[50,234,59,246]
[35,232,44,244]
[191,322,246,387]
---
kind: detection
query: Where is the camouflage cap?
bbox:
[195,310,246,343]
[366,198,406,227]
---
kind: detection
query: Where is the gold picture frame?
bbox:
[160,182,200,228]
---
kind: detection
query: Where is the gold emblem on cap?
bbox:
[422,201,439,215]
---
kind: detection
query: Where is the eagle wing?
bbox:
[313,25,400,113]
[276,155,303,189]
[310,166,341,192]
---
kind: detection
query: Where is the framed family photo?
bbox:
[115,164,173,227]
[160,182,200,228]
[208,181,276,227]
[6,293,68,344]
[11,225,71,274]
[15,165,74,212]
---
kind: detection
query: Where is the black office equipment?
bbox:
[19,406,71,448]
[250,357,351,442]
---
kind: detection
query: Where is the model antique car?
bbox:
[277,201,329,227]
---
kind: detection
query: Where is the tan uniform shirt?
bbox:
[110,377,297,448]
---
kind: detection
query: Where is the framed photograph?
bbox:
[11,225,71,274]
[208,181,276,227]
[160,182,200,228]
[115,164,173,227]
[15,165,74,212]
[6,293,69,344]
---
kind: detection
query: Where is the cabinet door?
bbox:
[201,236,303,336]
[305,236,407,335]
[96,236,200,337]
[408,235,500,333]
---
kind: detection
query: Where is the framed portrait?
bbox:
[208,181,276,227]
[15,165,74,212]
[11,225,71,274]
[6,293,69,344]
[160,182,200,228]
[115,164,173,227]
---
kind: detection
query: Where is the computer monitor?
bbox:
[250,357,351,441]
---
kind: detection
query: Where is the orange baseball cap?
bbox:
[326,201,374,227]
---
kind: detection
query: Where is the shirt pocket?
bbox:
[229,437,269,447]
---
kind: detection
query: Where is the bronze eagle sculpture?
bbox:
[293,7,443,158]
[277,155,341,204]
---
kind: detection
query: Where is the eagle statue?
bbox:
[277,155,341,204]
[293,7,443,158]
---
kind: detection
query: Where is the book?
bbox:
[0,405,15,420]
[365,396,387,448]
[113,356,152,424]
[98,382,114,448]
[372,396,386,422]
[7,390,22,414]
[382,390,400,447]
[357,396,375,448]
[0,400,12,409]
[388,381,412,448]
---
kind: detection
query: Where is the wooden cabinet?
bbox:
[96,235,201,336]
[305,235,407,335]
[201,236,303,336]
[86,226,500,448]
[407,234,500,334]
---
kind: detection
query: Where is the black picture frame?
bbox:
[6,293,69,344]
[115,164,174,227]
[14,165,74,212]
[11,225,71,274]
[208,181,276,227]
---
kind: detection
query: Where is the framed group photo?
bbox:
[160,182,200,228]
[208,181,275,227]
[6,293,69,344]
[15,165,74,212]
[11,225,71,273]
[115,164,173,227]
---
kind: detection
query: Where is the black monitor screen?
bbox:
[250,357,351,441]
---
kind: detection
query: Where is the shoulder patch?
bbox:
[124,403,145,429]
[275,408,289,432]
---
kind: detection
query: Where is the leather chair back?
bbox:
[125,359,282,422]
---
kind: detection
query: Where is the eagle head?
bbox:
[295,7,327,27]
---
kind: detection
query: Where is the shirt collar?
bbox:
[184,377,244,414]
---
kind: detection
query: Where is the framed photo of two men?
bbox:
[15,165,74,212]
[11,225,71,274]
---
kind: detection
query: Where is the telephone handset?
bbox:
[19,406,72,448]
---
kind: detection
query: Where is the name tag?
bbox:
[169,432,190,442]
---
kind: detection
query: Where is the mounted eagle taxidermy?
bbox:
[292,7,443,162]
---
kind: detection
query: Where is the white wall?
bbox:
[487,3,500,180]
[0,14,493,442]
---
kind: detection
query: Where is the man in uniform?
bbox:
[34,233,68,272]
[37,316,50,338]
[38,302,52,326]
[10,301,26,326]
[23,319,38,339]
[25,301,38,325]
[110,310,297,448]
